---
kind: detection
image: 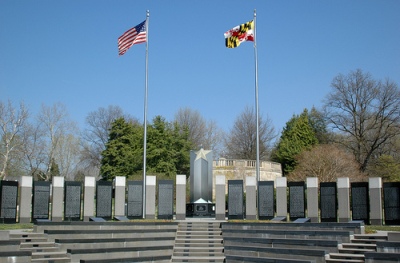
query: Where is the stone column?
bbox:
[215,175,226,220]
[369,177,383,225]
[276,177,287,219]
[114,176,126,218]
[245,176,257,220]
[51,176,64,222]
[145,175,156,219]
[337,177,351,222]
[307,177,319,222]
[83,176,95,222]
[175,175,186,220]
[19,176,33,223]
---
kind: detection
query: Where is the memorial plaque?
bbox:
[258,181,274,220]
[288,182,305,220]
[127,180,143,219]
[158,180,174,219]
[32,181,51,220]
[383,182,400,225]
[320,182,337,222]
[351,182,369,223]
[228,180,244,219]
[64,181,82,221]
[96,181,112,219]
[0,181,18,223]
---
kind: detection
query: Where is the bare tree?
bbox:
[174,107,223,153]
[20,121,47,178]
[324,69,400,172]
[37,102,78,181]
[224,106,276,160]
[0,100,29,179]
[80,105,136,175]
[54,133,80,179]
[288,144,364,182]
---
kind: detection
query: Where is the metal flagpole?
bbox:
[142,10,149,218]
[253,9,260,183]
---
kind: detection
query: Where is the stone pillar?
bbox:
[175,175,186,220]
[83,176,95,222]
[276,177,287,219]
[19,176,33,223]
[307,177,319,222]
[51,176,64,222]
[114,176,126,218]
[338,177,351,222]
[215,175,226,220]
[369,177,383,225]
[145,175,156,219]
[245,176,257,220]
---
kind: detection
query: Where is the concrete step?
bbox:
[171,255,225,262]
[328,252,365,261]
[20,241,58,249]
[31,257,71,263]
[31,251,69,260]
[173,247,224,253]
[325,258,364,263]
[21,246,61,253]
[342,242,377,250]
[172,221,225,263]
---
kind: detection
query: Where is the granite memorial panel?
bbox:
[158,180,174,219]
[32,181,51,220]
[351,182,369,223]
[258,181,274,220]
[288,181,305,220]
[0,181,18,223]
[228,180,244,219]
[383,182,400,225]
[320,182,337,222]
[64,181,82,221]
[96,181,112,219]
[127,180,143,219]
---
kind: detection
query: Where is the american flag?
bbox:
[118,20,147,56]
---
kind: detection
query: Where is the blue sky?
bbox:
[1,1,399,136]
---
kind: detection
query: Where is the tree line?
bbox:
[1,69,400,182]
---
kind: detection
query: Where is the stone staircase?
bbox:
[326,233,388,262]
[9,230,70,262]
[171,221,225,262]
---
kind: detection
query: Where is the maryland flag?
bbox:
[224,20,254,48]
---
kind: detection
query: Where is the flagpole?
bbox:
[142,10,149,218]
[253,9,260,183]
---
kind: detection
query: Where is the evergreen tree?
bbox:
[100,116,193,181]
[272,109,318,175]
[100,118,142,180]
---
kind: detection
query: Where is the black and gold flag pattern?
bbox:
[224,20,254,48]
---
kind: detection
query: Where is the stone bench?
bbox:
[225,255,316,263]
[376,241,400,253]
[222,228,353,243]
[224,245,327,263]
[44,228,176,241]
[0,240,21,252]
[365,252,400,263]
[79,255,171,263]
[0,251,32,263]
[221,222,364,234]
[67,245,173,263]
[56,236,175,251]
[224,236,339,253]
[34,221,178,232]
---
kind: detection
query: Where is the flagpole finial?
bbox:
[254,9,256,17]
[147,10,149,17]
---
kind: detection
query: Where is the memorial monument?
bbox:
[186,148,215,217]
